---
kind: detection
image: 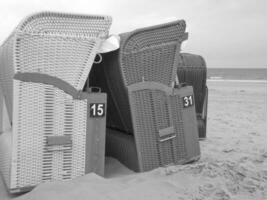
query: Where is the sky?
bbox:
[0,0,266,68]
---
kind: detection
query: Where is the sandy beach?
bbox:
[1,80,267,200]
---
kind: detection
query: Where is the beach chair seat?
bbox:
[106,128,139,172]
[177,53,208,138]
[0,12,111,193]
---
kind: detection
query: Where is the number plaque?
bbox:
[89,103,105,118]
[182,95,194,108]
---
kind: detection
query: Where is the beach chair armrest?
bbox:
[13,72,92,100]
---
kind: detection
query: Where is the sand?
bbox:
[1,80,266,200]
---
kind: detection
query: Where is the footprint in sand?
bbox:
[253,155,265,163]
[241,179,261,194]
[248,132,260,136]
[198,183,216,197]
[239,156,249,163]
[226,182,240,195]
[262,152,267,158]
[222,148,235,153]
[261,170,267,181]
[253,151,267,164]
[212,189,231,200]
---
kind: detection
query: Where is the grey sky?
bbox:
[0,0,266,68]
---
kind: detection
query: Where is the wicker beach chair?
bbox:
[0,12,111,193]
[90,21,200,171]
[177,53,208,138]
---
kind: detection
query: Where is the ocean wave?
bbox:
[207,79,267,83]
[209,76,223,80]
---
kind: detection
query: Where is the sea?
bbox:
[207,68,267,81]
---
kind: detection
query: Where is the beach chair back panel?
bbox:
[121,41,178,86]
[11,80,87,190]
[0,12,111,121]
[15,12,112,90]
[119,20,187,87]
[14,32,101,90]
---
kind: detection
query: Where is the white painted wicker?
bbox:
[0,11,112,121]
[0,12,111,193]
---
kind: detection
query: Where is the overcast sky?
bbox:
[0,0,266,68]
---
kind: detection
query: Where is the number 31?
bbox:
[183,95,193,107]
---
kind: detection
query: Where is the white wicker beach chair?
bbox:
[0,12,111,193]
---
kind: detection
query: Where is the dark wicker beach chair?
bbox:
[177,53,208,138]
[90,21,200,171]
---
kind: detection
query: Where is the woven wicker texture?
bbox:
[0,12,111,193]
[176,53,208,138]
[0,131,12,188]
[0,11,112,121]
[120,20,187,86]
[127,82,200,172]
[1,81,87,192]
[90,21,188,133]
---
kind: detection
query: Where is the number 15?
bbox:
[90,103,105,117]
